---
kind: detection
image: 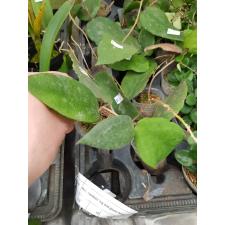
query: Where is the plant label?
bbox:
[114,93,124,104]
[76,173,137,219]
[167,28,181,36]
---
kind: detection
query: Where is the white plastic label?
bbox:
[167,28,180,36]
[35,0,43,2]
[114,93,124,104]
[76,173,137,219]
[111,40,124,49]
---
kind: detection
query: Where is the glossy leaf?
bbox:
[153,81,188,120]
[39,0,75,71]
[140,7,183,41]
[109,54,150,72]
[28,72,100,122]
[183,29,197,54]
[77,115,135,150]
[134,118,185,168]
[86,17,122,45]
[121,60,157,99]
[77,0,101,21]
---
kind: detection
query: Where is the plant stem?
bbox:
[147,59,175,100]
[179,61,197,75]
[149,97,197,143]
[70,35,91,72]
[69,13,97,59]
[99,106,118,116]
[122,0,144,43]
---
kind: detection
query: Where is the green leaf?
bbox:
[97,35,140,65]
[28,72,100,123]
[109,54,150,72]
[138,29,155,54]
[77,0,101,21]
[153,81,188,120]
[165,13,181,30]
[183,29,197,54]
[112,98,139,119]
[134,118,185,168]
[123,0,140,13]
[69,50,109,102]
[28,219,41,225]
[175,149,195,167]
[186,93,197,106]
[39,0,75,71]
[77,115,135,150]
[121,60,157,99]
[94,71,121,104]
[190,109,197,123]
[86,17,122,45]
[31,0,53,28]
[140,6,183,41]
[171,0,184,8]
[180,104,193,114]
[155,0,170,11]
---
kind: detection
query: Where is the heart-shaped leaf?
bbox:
[77,0,101,21]
[134,118,185,168]
[153,81,188,120]
[109,54,150,72]
[86,17,122,45]
[121,60,157,99]
[140,6,183,41]
[77,115,135,150]
[28,72,100,123]
[97,35,140,65]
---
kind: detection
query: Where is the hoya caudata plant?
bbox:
[29,0,197,168]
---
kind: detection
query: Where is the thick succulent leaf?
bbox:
[153,81,188,120]
[175,149,196,167]
[39,0,75,71]
[134,118,185,168]
[140,7,183,41]
[121,60,157,99]
[112,98,139,119]
[28,72,100,123]
[183,29,197,54]
[77,115,135,150]
[109,54,150,72]
[86,17,122,45]
[94,72,120,104]
[97,35,140,65]
[77,0,101,21]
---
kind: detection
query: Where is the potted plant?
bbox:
[28,0,197,187]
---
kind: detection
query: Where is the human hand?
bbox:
[28,93,74,186]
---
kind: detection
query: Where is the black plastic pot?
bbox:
[182,167,197,193]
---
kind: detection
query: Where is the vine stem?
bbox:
[69,13,97,59]
[147,58,175,100]
[149,97,197,143]
[179,61,197,75]
[122,0,144,43]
